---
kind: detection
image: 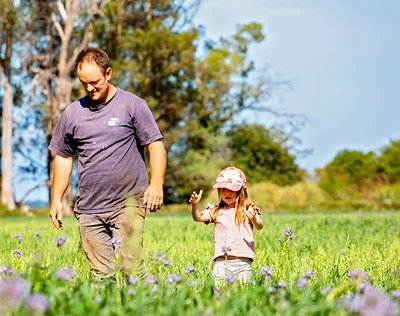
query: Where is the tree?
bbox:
[227,124,301,186]
[0,0,17,210]
[379,140,400,183]
[317,149,380,196]
[26,0,104,213]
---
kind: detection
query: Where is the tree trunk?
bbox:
[1,76,16,210]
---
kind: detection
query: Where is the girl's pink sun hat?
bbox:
[213,167,247,192]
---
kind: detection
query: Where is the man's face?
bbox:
[77,62,112,103]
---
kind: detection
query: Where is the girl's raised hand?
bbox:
[189,190,203,204]
[244,203,256,220]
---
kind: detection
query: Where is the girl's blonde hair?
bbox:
[211,188,251,226]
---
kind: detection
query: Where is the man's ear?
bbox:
[105,67,112,81]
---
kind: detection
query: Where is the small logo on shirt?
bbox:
[107,117,122,126]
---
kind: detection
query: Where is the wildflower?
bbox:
[321,287,331,295]
[277,281,286,289]
[284,227,294,236]
[392,290,400,300]
[14,234,23,243]
[110,237,122,249]
[297,278,308,288]
[268,287,276,294]
[35,232,41,238]
[290,235,296,240]
[128,254,134,261]
[126,287,135,296]
[24,293,50,313]
[278,238,284,243]
[304,270,315,279]
[128,275,139,285]
[213,287,221,295]
[95,295,101,303]
[0,278,30,311]
[55,266,76,281]
[54,235,66,248]
[347,268,370,281]
[221,246,232,256]
[346,286,398,316]
[163,260,171,266]
[260,266,273,278]
[184,265,196,274]
[12,249,22,258]
[393,269,399,276]
[154,251,166,261]
[166,274,182,284]
[358,282,374,294]
[145,275,157,285]
[150,284,158,294]
[225,273,236,284]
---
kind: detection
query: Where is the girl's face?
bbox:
[220,188,238,207]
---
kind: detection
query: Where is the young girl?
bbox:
[189,166,264,284]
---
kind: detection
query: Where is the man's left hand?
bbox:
[144,183,164,212]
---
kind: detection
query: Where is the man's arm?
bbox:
[49,154,73,229]
[144,140,167,212]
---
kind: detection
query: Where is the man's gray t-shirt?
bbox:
[49,88,163,214]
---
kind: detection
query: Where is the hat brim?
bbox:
[213,182,242,191]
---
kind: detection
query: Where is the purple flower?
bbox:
[297,278,308,288]
[346,286,398,316]
[14,234,23,243]
[128,275,139,285]
[278,238,284,243]
[0,266,15,276]
[284,227,294,236]
[290,235,296,240]
[347,268,370,281]
[225,273,236,283]
[221,246,232,256]
[393,269,399,276]
[0,279,30,311]
[260,266,273,278]
[24,293,50,313]
[163,260,171,266]
[184,265,196,274]
[150,284,158,294]
[55,266,76,281]
[154,251,166,261]
[304,270,315,279]
[12,249,22,258]
[55,235,66,248]
[277,281,286,289]
[145,275,157,285]
[126,287,135,296]
[35,232,41,238]
[111,237,122,249]
[392,290,400,299]
[268,287,276,294]
[166,274,182,284]
[95,295,101,303]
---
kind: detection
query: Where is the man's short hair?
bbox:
[75,47,111,74]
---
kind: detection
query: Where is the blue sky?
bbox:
[194,0,400,171]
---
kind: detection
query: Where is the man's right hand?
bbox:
[50,200,64,230]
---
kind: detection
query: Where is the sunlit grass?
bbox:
[1,210,399,315]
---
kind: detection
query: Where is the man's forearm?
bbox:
[51,155,73,201]
[147,140,166,186]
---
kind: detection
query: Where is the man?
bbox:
[49,47,166,278]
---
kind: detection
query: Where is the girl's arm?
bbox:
[189,190,210,222]
[245,203,264,230]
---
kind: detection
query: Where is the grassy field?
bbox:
[1,210,399,315]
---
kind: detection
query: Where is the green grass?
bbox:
[1,210,399,315]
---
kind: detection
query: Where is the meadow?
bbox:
[1,210,399,315]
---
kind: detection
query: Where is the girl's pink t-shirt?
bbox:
[201,203,262,261]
